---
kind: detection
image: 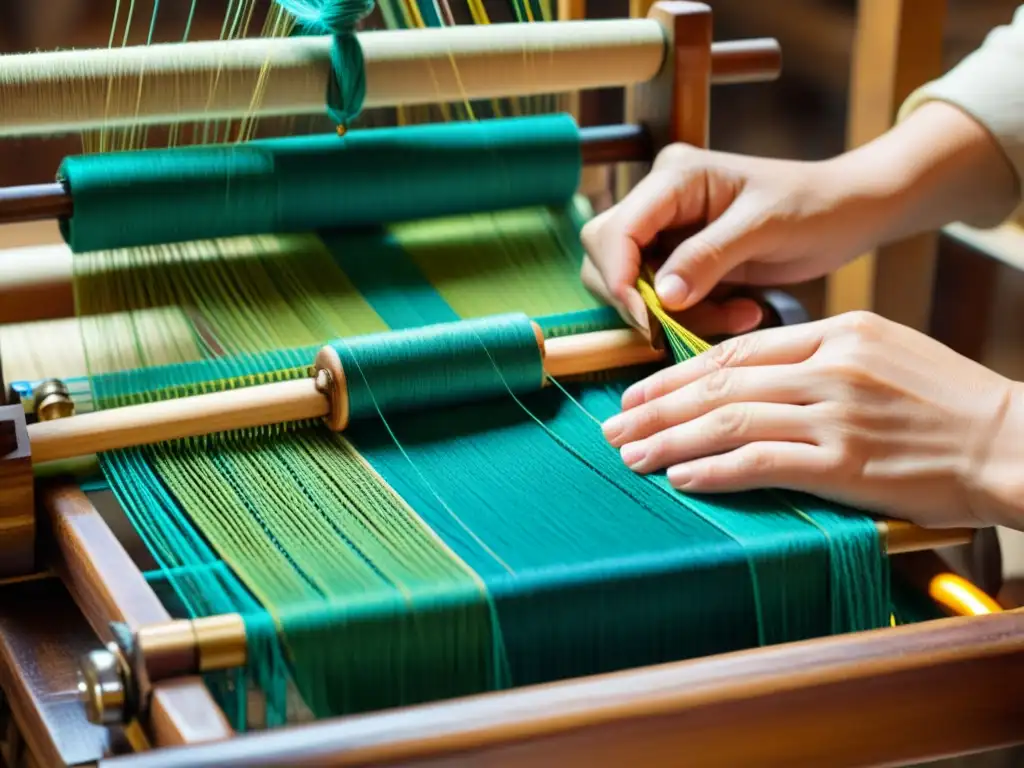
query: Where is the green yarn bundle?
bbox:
[58,115,582,252]
[274,0,375,129]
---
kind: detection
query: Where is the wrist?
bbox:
[968,381,1024,530]
[821,102,1019,250]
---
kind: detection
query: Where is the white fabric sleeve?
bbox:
[899,6,1024,215]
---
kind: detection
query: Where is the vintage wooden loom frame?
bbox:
[0,2,1021,766]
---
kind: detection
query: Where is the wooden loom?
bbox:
[0,3,1020,766]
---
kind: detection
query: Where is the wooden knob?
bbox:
[313,345,350,432]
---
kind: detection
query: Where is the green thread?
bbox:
[58,115,582,253]
[63,137,892,727]
[332,313,544,420]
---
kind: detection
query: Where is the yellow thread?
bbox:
[636,275,710,354]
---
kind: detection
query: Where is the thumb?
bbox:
[653,207,760,311]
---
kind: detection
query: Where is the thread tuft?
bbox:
[274,0,375,129]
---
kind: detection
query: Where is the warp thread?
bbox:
[275,0,375,131]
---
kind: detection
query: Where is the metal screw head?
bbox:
[78,646,126,725]
[32,379,74,422]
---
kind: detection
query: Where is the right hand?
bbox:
[580,144,883,330]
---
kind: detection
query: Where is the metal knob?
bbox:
[32,379,74,422]
[78,646,127,726]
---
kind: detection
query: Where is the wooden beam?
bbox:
[826,0,947,329]
[0,404,34,577]
[620,1,713,200]
[99,608,1024,768]
[0,577,124,766]
[40,481,233,749]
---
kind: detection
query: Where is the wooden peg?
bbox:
[0,405,34,577]
[619,1,713,200]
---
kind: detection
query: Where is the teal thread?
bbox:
[274,0,374,129]
[330,313,545,420]
[58,115,582,253]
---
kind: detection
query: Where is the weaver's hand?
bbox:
[581,103,1019,333]
[580,144,871,329]
[601,311,1024,531]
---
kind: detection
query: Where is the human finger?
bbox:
[604,365,816,448]
[582,170,706,322]
[620,321,827,410]
[664,442,834,492]
[672,296,764,339]
[654,203,764,311]
[619,403,816,474]
[580,255,648,332]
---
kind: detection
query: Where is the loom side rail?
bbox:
[0,574,125,766]
[40,481,233,748]
[96,608,1024,768]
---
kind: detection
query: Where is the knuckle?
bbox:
[698,367,733,403]
[712,404,749,440]
[655,142,698,168]
[643,433,670,466]
[733,445,774,477]
[638,400,666,435]
[579,219,602,254]
[814,354,875,394]
[834,310,883,340]
[706,337,749,372]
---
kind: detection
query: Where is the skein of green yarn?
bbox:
[331,313,546,421]
[274,0,375,128]
[58,114,582,253]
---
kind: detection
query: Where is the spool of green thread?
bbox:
[331,313,545,421]
[58,115,582,253]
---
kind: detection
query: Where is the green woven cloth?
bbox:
[75,186,889,727]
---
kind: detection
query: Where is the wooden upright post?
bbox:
[0,404,33,577]
[619,1,713,200]
[825,0,947,329]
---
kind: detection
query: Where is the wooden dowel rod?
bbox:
[882,519,972,555]
[0,125,654,227]
[706,38,782,85]
[0,21,780,138]
[26,326,663,463]
[0,183,71,225]
[28,378,330,464]
[43,481,234,744]
[126,520,977,681]
[544,328,666,377]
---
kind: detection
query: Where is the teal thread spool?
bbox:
[316,313,546,429]
[58,114,582,253]
[274,0,375,130]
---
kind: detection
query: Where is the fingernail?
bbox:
[625,294,649,331]
[667,465,692,488]
[655,274,689,308]
[620,442,647,470]
[621,383,645,410]
[602,414,626,446]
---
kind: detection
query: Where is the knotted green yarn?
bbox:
[275,0,374,129]
[331,313,545,421]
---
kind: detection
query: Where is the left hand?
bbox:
[601,311,1020,529]
[582,253,766,339]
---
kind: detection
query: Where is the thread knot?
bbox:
[276,1,375,130]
